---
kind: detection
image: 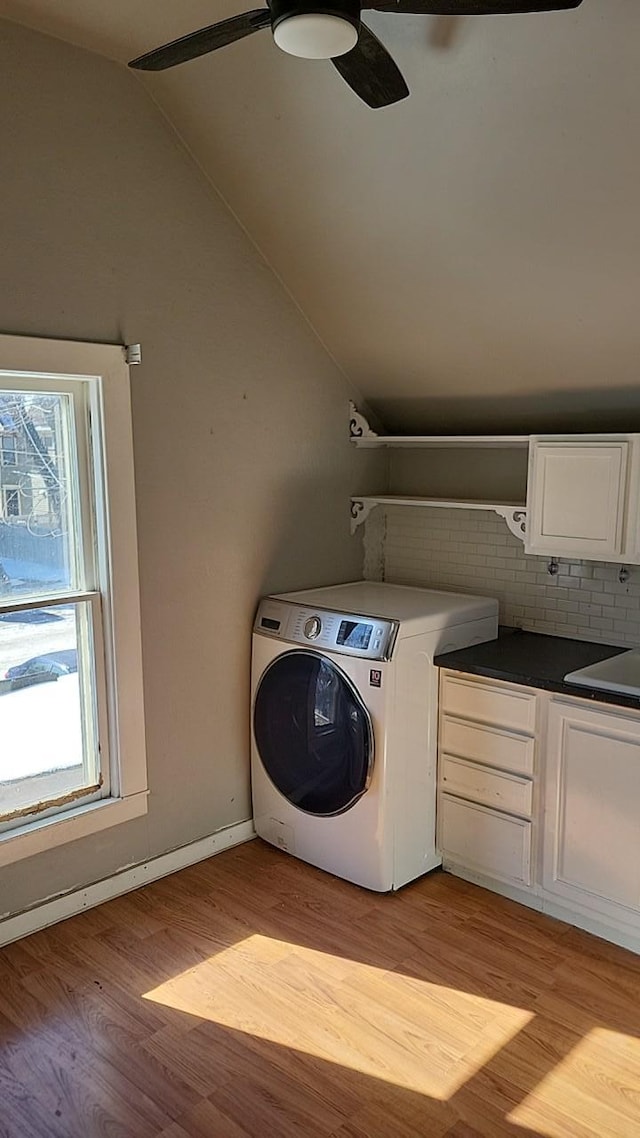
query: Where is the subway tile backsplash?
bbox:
[367,506,640,647]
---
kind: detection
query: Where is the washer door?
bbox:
[253,650,374,817]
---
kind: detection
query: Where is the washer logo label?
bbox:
[369,669,382,688]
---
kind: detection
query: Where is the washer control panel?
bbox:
[254,599,398,661]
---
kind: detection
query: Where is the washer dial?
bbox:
[304,615,322,640]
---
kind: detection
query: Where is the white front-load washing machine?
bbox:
[251,580,498,891]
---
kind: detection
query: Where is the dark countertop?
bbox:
[434,627,640,711]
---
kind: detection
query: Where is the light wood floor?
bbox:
[2,840,640,1137]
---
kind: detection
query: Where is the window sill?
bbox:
[0,791,148,868]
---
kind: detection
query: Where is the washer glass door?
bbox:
[253,650,374,816]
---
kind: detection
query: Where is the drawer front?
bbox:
[440,715,535,775]
[441,674,537,735]
[440,755,533,818]
[439,793,532,887]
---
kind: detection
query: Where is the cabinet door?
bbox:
[526,441,628,558]
[544,699,640,912]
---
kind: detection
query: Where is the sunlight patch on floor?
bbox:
[508,1027,640,1138]
[143,932,532,1100]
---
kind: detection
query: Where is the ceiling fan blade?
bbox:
[129,10,272,71]
[364,1,582,13]
[332,23,409,108]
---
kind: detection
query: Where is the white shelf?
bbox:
[349,401,529,449]
[350,495,527,541]
[352,436,530,449]
[348,405,528,542]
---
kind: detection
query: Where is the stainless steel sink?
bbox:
[564,649,640,697]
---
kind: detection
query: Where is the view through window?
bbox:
[0,382,106,831]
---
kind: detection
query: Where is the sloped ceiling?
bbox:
[2,1,639,432]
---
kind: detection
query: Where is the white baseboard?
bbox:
[0,819,256,949]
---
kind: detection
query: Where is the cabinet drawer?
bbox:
[441,715,535,775]
[441,674,537,734]
[439,793,532,887]
[440,755,533,818]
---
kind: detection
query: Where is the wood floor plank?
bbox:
[21,960,166,1043]
[141,1023,235,1100]
[488,1009,640,1138]
[0,938,48,981]
[17,969,203,1125]
[208,1065,346,1138]
[442,1125,487,1138]
[392,935,547,1011]
[171,1097,254,1138]
[0,1028,171,1138]
[328,1077,456,1138]
[2,838,640,1138]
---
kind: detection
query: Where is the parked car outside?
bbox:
[4,649,78,690]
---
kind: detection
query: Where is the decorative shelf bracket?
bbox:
[350,498,377,534]
[350,496,528,540]
[494,507,527,542]
[349,401,379,442]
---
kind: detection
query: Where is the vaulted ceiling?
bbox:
[2,1,639,431]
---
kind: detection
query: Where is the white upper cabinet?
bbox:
[525,436,637,561]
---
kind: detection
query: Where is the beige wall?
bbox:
[388,449,528,504]
[0,21,383,918]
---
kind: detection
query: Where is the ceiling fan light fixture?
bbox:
[273,13,358,59]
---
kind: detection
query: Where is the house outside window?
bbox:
[0,335,147,866]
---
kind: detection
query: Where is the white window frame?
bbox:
[0,335,147,866]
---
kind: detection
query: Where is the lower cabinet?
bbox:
[438,671,537,891]
[438,670,640,953]
[544,698,640,913]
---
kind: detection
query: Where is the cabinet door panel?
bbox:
[545,701,640,910]
[440,793,532,887]
[526,442,628,557]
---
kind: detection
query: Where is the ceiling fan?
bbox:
[129,0,584,109]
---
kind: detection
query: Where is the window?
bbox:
[3,488,20,518]
[0,336,147,866]
[1,434,18,466]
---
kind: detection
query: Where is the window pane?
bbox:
[4,489,20,517]
[1,435,18,465]
[0,390,85,600]
[0,601,101,825]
